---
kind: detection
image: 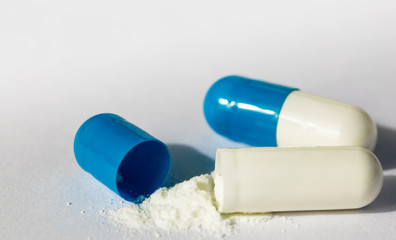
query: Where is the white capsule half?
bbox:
[277,91,378,150]
[214,147,383,213]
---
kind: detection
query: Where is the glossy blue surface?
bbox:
[73,113,171,202]
[204,76,297,146]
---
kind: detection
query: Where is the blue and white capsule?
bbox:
[203,76,377,150]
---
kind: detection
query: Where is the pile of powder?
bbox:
[109,173,272,238]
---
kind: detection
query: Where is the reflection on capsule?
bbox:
[203,76,377,150]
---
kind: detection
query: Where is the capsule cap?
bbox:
[203,76,296,146]
[73,113,171,202]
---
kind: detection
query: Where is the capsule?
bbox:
[214,147,383,213]
[204,76,377,150]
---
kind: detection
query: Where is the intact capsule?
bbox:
[203,76,377,150]
[214,147,383,213]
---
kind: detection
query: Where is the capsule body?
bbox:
[214,147,383,213]
[204,76,377,150]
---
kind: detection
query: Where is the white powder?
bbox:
[109,173,272,238]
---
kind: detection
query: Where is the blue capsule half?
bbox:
[203,76,297,146]
[74,113,171,202]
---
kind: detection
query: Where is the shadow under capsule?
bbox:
[163,144,215,188]
[374,125,396,170]
[358,175,396,214]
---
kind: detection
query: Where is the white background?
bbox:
[1,0,396,239]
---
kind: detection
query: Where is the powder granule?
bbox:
[109,173,272,238]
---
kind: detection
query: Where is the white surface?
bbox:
[277,91,377,150]
[1,0,396,239]
[215,147,382,213]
